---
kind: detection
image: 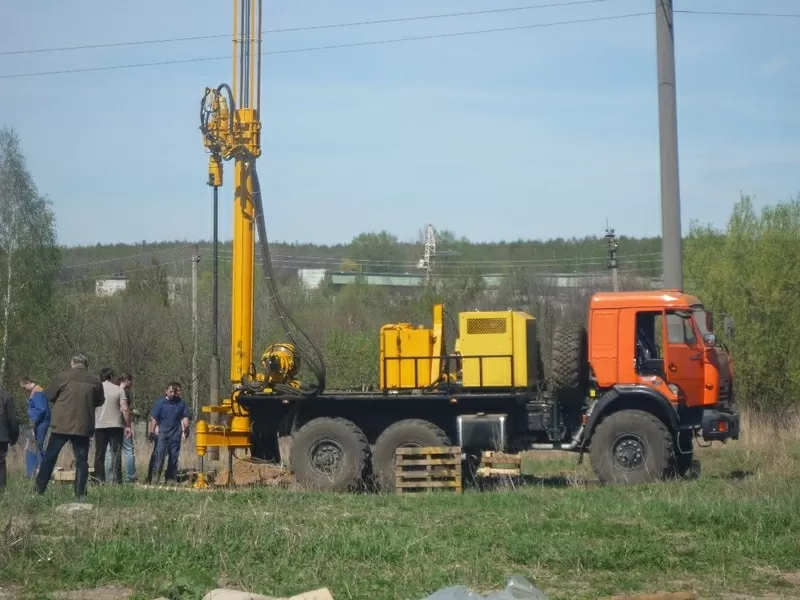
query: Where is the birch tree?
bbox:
[0,127,59,384]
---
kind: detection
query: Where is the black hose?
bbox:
[250,162,327,397]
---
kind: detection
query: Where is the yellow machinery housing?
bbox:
[379,304,539,391]
[458,310,538,388]
[380,304,444,390]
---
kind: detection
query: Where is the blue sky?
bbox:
[1,0,797,248]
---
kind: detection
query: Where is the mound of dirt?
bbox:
[213,460,293,488]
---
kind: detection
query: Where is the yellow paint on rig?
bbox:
[262,342,300,386]
[458,310,538,388]
[230,159,255,383]
[380,320,436,390]
[195,0,265,477]
[197,395,252,448]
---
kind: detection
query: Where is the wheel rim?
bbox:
[612,433,646,471]
[308,437,344,478]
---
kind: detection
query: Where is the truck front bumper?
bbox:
[701,407,740,442]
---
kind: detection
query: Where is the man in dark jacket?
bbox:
[35,353,105,498]
[0,384,21,491]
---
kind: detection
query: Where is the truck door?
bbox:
[663,310,704,406]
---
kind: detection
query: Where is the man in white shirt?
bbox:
[104,372,136,482]
[93,367,132,483]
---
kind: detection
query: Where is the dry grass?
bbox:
[5,421,200,481]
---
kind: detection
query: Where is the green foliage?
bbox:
[0,126,60,386]
[685,193,800,418]
[324,329,379,389]
[124,257,169,306]
[347,231,402,273]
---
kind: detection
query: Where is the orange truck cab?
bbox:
[580,289,739,481]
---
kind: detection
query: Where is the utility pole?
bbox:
[656,0,683,290]
[191,244,200,423]
[604,225,619,292]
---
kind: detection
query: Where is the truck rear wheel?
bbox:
[589,409,674,484]
[551,321,590,410]
[290,417,370,492]
[372,419,451,492]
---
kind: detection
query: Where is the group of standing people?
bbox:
[0,353,191,497]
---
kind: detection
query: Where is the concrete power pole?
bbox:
[191,244,200,422]
[656,0,683,290]
[604,226,620,292]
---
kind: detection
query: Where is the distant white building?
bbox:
[298,268,328,289]
[95,277,128,296]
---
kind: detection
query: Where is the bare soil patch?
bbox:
[214,459,293,488]
[51,586,134,600]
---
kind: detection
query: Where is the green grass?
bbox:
[2,434,800,600]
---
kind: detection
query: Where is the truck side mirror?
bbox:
[703,332,716,347]
[706,311,714,332]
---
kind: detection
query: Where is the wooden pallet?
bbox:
[476,451,522,478]
[394,446,462,494]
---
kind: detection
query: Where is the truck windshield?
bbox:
[692,305,710,336]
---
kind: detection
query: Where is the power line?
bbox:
[63,244,196,269]
[57,257,189,285]
[215,254,665,270]
[214,248,663,264]
[0,12,651,80]
[674,10,800,19]
[0,0,614,57]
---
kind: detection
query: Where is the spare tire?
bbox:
[551,321,590,410]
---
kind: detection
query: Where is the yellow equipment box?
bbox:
[457,310,538,388]
[380,322,436,390]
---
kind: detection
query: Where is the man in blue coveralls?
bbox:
[148,382,190,484]
[20,377,50,478]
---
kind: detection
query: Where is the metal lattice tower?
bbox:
[417,224,437,283]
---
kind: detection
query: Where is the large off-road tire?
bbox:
[589,409,675,485]
[551,321,590,409]
[372,419,451,492]
[289,417,370,492]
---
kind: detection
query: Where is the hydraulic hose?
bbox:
[250,162,327,397]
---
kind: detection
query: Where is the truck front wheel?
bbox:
[372,419,451,492]
[290,417,371,492]
[589,409,674,485]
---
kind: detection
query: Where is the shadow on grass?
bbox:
[711,469,755,481]
[468,473,598,491]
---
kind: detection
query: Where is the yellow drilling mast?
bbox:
[194,0,264,487]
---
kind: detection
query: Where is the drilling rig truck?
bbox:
[193,0,740,491]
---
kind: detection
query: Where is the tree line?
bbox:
[1,126,797,421]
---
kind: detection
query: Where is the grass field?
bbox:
[1,413,799,600]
